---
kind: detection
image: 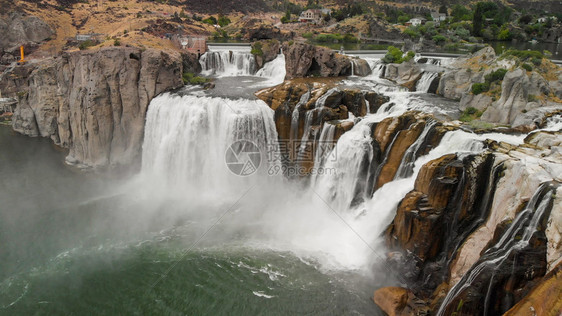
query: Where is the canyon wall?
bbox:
[260,81,561,315]
[0,47,184,169]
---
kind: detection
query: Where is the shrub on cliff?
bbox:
[251,42,263,56]
[472,68,507,95]
[182,72,211,85]
[460,107,483,122]
[484,68,507,83]
[472,82,490,95]
[382,46,415,64]
[502,49,544,61]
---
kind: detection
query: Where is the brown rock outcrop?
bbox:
[3,47,183,169]
[255,79,389,176]
[504,262,562,316]
[252,39,280,69]
[282,43,352,79]
[385,152,496,295]
[373,287,415,316]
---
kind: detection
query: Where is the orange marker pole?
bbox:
[20,45,25,62]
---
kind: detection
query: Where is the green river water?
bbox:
[0,125,386,315]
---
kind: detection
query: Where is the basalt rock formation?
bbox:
[256,79,390,176]
[0,47,183,169]
[383,61,422,91]
[380,130,562,315]
[282,43,354,79]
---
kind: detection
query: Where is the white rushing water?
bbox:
[415,71,438,93]
[255,53,286,86]
[142,93,280,196]
[200,49,257,77]
[139,53,539,276]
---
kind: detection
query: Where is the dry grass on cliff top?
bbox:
[17,0,223,54]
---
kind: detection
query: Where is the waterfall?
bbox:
[350,60,355,76]
[311,122,337,187]
[315,88,339,108]
[436,182,558,316]
[314,121,377,212]
[200,50,257,77]
[371,63,385,78]
[290,91,311,141]
[394,120,437,179]
[365,58,385,79]
[415,71,439,93]
[296,111,315,163]
[255,53,286,85]
[142,93,280,194]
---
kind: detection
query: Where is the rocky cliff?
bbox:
[437,47,562,129]
[0,47,184,169]
[256,79,389,177]
[259,75,561,315]
[380,130,562,315]
[282,43,354,79]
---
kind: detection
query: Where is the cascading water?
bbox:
[315,88,339,108]
[415,71,439,93]
[394,119,437,179]
[200,49,257,76]
[290,91,311,141]
[314,121,377,212]
[255,53,286,85]
[142,93,280,195]
[436,182,558,316]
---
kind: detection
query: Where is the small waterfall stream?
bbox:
[394,119,437,179]
[436,182,558,316]
[415,71,439,93]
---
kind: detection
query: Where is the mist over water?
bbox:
[0,124,387,315]
[1,48,544,314]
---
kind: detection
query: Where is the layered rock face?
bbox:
[282,43,353,79]
[381,130,562,315]
[1,47,183,169]
[480,68,554,126]
[256,79,390,176]
[437,47,562,129]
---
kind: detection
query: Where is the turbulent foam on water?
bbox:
[254,53,286,86]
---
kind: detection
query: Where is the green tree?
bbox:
[497,27,512,41]
[217,15,231,27]
[473,3,485,36]
[203,16,218,25]
[451,5,471,22]
[433,34,447,44]
[439,5,448,14]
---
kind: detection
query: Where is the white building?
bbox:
[408,17,426,26]
[299,9,322,23]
